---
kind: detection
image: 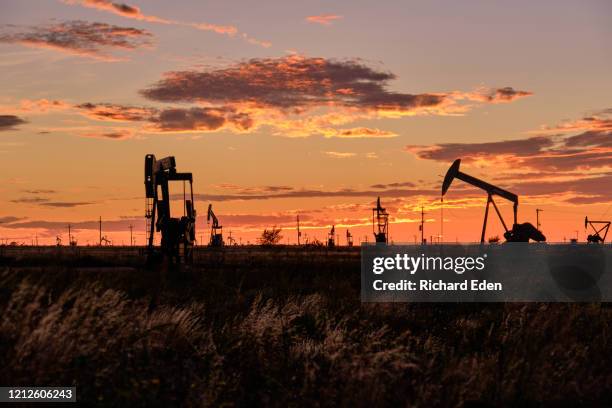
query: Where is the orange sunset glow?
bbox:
[0,0,610,246]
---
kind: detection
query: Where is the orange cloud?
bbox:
[536,108,612,134]
[406,110,612,205]
[306,14,343,26]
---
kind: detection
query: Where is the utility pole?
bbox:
[68,224,71,244]
[420,206,426,244]
[296,215,301,245]
[129,224,133,247]
[536,209,543,231]
[99,216,102,246]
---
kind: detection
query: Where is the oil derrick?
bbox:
[442,159,545,243]
[372,197,389,244]
[144,154,196,264]
[327,225,335,248]
[227,230,236,245]
[207,204,224,247]
[346,230,353,247]
[585,216,610,243]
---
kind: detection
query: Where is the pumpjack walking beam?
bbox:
[145,154,196,263]
[442,159,544,243]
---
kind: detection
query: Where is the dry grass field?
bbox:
[0,246,610,406]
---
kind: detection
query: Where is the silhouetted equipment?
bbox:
[68,224,77,246]
[372,197,389,244]
[227,230,236,245]
[346,229,353,247]
[419,206,426,244]
[327,225,335,247]
[296,215,301,245]
[207,204,223,247]
[442,159,545,243]
[101,236,112,246]
[145,154,196,263]
[585,216,610,243]
[536,208,543,231]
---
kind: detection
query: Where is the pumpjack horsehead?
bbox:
[441,159,546,243]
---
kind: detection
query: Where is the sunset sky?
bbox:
[0,0,610,245]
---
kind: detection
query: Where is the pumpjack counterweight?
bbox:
[144,154,196,264]
[442,159,545,243]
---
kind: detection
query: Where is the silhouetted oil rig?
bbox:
[207,204,223,247]
[144,154,196,263]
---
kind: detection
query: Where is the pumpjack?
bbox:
[585,216,610,243]
[346,230,353,247]
[145,154,196,263]
[207,204,223,247]
[327,225,335,247]
[372,197,389,244]
[442,159,545,243]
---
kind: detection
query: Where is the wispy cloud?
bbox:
[61,0,270,47]
[469,87,533,104]
[324,151,356,159]
[306,14,343,26]
[79,128,135,139]
[62,0,170,23]
[0,20,153,61]
[10,195,97,207]
[186,186,437,202]
[328,127,397,138]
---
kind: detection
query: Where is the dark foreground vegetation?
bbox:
[0,247,610,407]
